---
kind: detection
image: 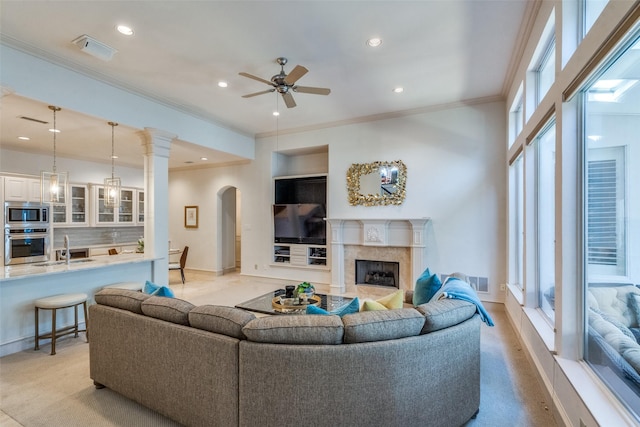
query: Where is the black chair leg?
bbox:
[180,268,185,284]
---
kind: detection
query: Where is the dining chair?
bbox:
[169,246,189,284]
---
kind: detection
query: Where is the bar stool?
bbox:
[34,293,89,355]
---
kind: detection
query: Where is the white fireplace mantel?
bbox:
[326,218,430,293]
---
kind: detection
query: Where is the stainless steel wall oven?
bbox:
[4,202,51,265]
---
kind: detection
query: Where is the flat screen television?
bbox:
[273,203,326,245]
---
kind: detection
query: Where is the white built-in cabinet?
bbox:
[3,176,42,202]
[1,174,143,228]
[273,244,327,267]
[92,186,140,226]
[51,184,88,225]
[137,191,144,224]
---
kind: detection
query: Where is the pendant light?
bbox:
[104,121,121,208]
[41,106,69,205]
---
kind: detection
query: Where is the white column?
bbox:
[328,219,345,293]
[140,128,175,286]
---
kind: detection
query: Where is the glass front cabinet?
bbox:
[92,185,138,225]
[137,190,144,224]
[51,184,88,226]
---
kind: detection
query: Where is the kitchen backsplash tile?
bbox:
[53,227,143,249]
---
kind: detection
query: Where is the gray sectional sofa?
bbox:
[89,288,481,427]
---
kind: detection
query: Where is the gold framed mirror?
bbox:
[347,160,407,206]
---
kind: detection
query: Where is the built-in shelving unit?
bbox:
[273,243,327,267]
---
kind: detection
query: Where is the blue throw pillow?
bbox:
[143,280,175,298]
[306,297,359,316]
[413,268,442,306]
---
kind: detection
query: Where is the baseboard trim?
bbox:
[1,321,87,357]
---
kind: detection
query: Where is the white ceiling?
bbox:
[0,0,531,170]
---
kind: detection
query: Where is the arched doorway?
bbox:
[218,186,241,274]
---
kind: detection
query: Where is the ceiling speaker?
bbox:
[71,35,117,62]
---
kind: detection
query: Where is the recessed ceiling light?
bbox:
[393,87,404,93]
[200,157,208,161]
[18,136,30,141]
[273,111,280,116]
[116,25,134,36]
[218,81,228,88]
[111,155,119,159]
[367,38,382,47]
[48,128,60,133]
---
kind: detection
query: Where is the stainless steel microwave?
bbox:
[4,202,49,227]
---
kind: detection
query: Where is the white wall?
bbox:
[168,164,251,274]
[170,100,507,301]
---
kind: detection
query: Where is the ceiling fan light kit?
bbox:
[239,57,330,108]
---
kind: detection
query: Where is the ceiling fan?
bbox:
[239,57,331,108]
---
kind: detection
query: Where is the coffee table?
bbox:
[235,289,353,315]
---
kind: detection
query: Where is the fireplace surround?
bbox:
[355,259,400,287]
[326,219,429,293]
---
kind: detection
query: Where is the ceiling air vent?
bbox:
[71,34,117,61]
[19,116,48,124]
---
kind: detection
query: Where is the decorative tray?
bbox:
[272,295,321,312]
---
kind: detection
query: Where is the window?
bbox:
[534,121,556,322]
[583,30,640,419]
[509,84,524,147]
[526,11,555,118]
[583,0,609,36]
[587,147,626,276]
[510,154,525,291]
[536,40,556,104]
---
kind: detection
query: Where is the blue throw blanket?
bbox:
[436,278,495,326]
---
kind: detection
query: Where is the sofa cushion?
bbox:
[361,300,389,311]
[143,280,175,298]
[342,309,425,343]
[242,315,344,345]
[94,288,151,314]
[141,296,195,326]
[361,290,404,312]
[416,298,476,334]
[413,268,442,306]
[588,285,640,328]
[189,305,256,339]
[306,297,360,316]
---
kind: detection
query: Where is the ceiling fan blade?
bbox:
[282,92,297,108]
[239,72,274,86]
[283,65,308,85]
[242,89,275,98]
[293,86,331,96]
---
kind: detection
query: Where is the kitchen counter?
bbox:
[0,252,158,357]
[1,252,149,281]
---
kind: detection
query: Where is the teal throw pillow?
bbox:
[413,268,442,306]
[143,280,175,298]
[306,297,359,317]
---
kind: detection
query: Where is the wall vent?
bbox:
[71,34,117,61]
[441,274,489,293]
[19,116,48,124]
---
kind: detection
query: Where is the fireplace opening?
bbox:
[355,259,399,288]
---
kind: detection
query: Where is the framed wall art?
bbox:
[185,206,198,228]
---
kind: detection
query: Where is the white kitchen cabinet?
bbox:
[4,176,42,202]
[137,190,144,224]
[52,184,88,225]
[92,185,138,226]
